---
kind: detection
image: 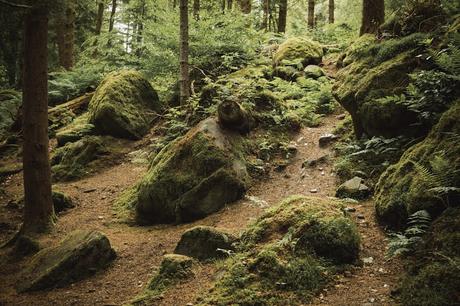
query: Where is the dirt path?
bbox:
[0,114,402,306]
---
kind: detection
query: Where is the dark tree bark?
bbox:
[328,0,334,24]
[227,0,233,10]
[193,0,200,20]
[221,0,225,13]
[278,0,287,33]
[56,0,75,70]
[136,0,145,44]
[179,0,190,105]
[95,0,104,35]
[308,0,315,28]
[22,4,55,234]
[108,0,117,32]
[239,0,251,13]
[261,0,270,30]
[360,0,384,36]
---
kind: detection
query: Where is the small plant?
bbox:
[387,210,431,257]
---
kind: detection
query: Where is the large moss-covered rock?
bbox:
[119,118,249,224]
[174,226,236,261]
[17,230,116,292]
[197,196,360,305]
[273,37,323,67]
[375,101,460,229]
[51,136,110,181]
[400,207,460,306]
[88,70,162,140]
[130,254,194,305]
[55,113,95,147]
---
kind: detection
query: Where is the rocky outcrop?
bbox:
[336,177,371,200]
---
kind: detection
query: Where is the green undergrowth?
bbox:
[196,196,360,305]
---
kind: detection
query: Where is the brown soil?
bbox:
[0,114,402,306]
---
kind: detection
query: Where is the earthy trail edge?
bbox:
[0,114,402,306]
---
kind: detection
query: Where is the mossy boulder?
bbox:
[333,50,419,138]
[0,90,21,138]
[131,254,194,305]
[55,113,95,147]
[336,177,371,200]
[17,230,116,292]
[273,37,323,67]
[51,136,110,181]
[119,118,249,224]
[303,65,324,79]
[197,196,360,305]
[52,191,75,213]
[400,207,460,306]
[88,70,162,140]
[375,101,460,229]
[174,226,236,261]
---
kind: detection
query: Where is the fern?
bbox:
[387,210,432,257]
[434,44,460,75]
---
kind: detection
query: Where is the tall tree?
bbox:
[227,0,233,10]
[360,0,384,35]
[239,0,251,13]
[307,0,315,28]
[328,0,334,24]
[95,0,105,35]
[108,0,117,32]
[22,3,55,234]
[179,0,190,104]
[56,0,75,70]
[261,0,270,30]
[193,0,200,20]
[278,0,287,33]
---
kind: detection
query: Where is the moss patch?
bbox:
[273,37,324,67]
[88,70,162,140]
[375,101,460,229]
[196,196,360,305]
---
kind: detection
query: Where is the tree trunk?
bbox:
[360,0,384,36]
[56,0,75,70]
[95,1,104,35]
[308,0,315,28]
[239,0,251,13]
[109,0,117,32]
[22,4,55,234]
[137,0,145,45]
[261,0,270,30]
[328,0,334,24]
[193,0,200,20]
[227,0,233,10]
[179,0,190,105]
[222,0,225,13]
[278,0,287,33]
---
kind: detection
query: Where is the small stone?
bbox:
[321,171,325,176]
[98,216,104,220]
[363,257,374,264]
[345,207,356,213]
[369,297,376,303]
[83,188,97,193]
[336,113,346,120]
[344,270,353,278]
[318,133,338,147]
[310,189,318,193]
[383,284,389,288]
[336,177,371,200]
[378,268,385,273]
[357,214,365,219]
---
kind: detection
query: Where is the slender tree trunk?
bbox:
[222,0,225,13]
[307,0,315,28]
[22,4,55,235]
[278,0,287,33]
[173,0,177,9]
[193,0,200,20]
[262,0,269,30]
[179,0,190,105]
[239,0,251,13]
[137,0,145,44]
[95,1,104,35]
[56,0,75,70]
[360,0,384,36]
[328,0,334,23]
[109,0,117,32]
[227,0,233,10]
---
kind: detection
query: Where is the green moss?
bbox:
[197,196,359,305]
[55,113,95,147]
[273,37,324,67]
[88,70,162,140]
[375,101,460,229]
[17,230,116,292]
[119,118,249,225]
[130,254,194,305]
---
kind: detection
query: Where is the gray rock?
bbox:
[336,177,371,200]
[174,226,236,261]
[303,65,325,79]
[319,134,338,147]
[17,230,116,292]
[302,154,329,168]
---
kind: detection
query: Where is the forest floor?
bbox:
[0,112,403,306]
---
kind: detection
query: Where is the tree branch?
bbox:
[0,0,31,9]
